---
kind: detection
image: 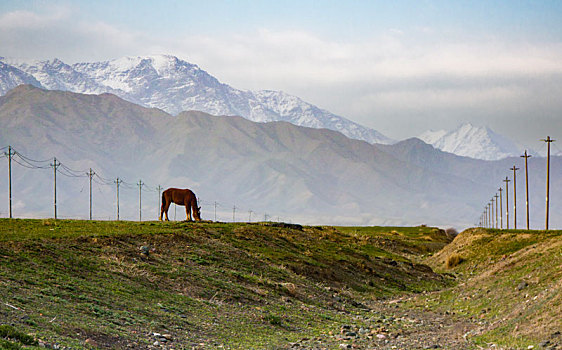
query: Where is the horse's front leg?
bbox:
[186,205,192,221]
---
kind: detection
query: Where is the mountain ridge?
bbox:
[1,84,520,228]
[0,55,393,145]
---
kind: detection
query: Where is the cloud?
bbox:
[1,6,561,145]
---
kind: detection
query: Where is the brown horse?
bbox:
[160,188,201,221]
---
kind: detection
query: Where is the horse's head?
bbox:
[194,206,202,221]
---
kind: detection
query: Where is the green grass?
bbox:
[419,227,562,348]
[0,219,451,349]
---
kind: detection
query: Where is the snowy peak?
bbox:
[0,55,392,145]
[419,122,523,160]
[0,61,43,95]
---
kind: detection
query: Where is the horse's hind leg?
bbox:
[161,199,170,221]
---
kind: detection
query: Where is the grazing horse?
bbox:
[160,188,201,221]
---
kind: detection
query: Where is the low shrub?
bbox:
[446,254,464,269]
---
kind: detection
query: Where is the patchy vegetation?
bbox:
[422,228,562,348]
[0,219,451,349]
[1,220,560,349]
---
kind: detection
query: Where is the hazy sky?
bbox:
[1,0,562,150]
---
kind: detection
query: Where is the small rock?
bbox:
[153,340,160,346]
[339,344,351,349]
[162,334,173,340]
[518,281,529,290]
[528,346,534,349]
[539,340,550,348]
[85,338,98,347]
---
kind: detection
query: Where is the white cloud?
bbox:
[1,7,561,145]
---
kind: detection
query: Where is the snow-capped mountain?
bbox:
[419,123,524,160]
[0,60,42,95]
[0,55,392,144]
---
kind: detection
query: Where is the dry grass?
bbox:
[445,254,464,269]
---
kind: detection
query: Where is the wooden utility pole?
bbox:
[503,177,510,229]
[88,168,95,220]
[487,203,491,228]
[50,158,61,219]
[115,178,122,221]
[498,187,503,230]
[248,209,253,222]
[157,185,163,220]
[232,205,237,222]
[490,199,494,229]
[5,146,15,219]
[520,150,531,230]
[214,201,218,222]
[494,193,499,229]
[137,180,144,222]
[541,136,555,230]
[511,166,519,229]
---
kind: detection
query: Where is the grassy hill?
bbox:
[0,219,452,349]
[1,220,560,349]
[423,228,562,348]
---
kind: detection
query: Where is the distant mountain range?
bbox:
[0,55,392,144]
[419,123,527,161]
[0,55,545,161]
[1,85,560,229]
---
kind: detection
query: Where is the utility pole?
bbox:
[487,204,490,229]
[115,178,122,221]
[157,185,163,220]
[489,199,493,229]
[498,187,503,230]
[494,193,499,229]
[248,210,253,222]
[214,201,217,222]
[541,136,555,230]
[5,146,15,219]
[511,166,519,229]
[232,205,237,222]
[137,180,144,222]
[520,150,531,230]
[50,158,61,219]
[264,213,269,222]
[503,177,510,229]
[88,168,95,220]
